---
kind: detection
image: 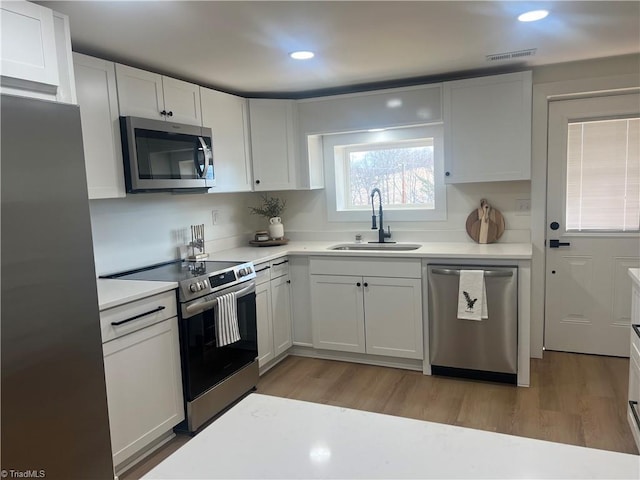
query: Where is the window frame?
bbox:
[323,124,447,223]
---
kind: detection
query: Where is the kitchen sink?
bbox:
[328,243,422,251]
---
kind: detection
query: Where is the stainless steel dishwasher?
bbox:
[427,265,518,384]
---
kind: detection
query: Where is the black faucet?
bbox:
[370,188,394,243]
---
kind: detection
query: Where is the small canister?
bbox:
[255,231,270,242]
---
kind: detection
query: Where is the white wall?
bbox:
[90,192,257,275]
[272,181,531,243]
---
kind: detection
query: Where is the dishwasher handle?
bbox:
[431,268,513,278]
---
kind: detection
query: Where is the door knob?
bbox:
[549,239,571,248]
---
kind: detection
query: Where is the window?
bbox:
[566,117,640,232]
[324,125,446,222]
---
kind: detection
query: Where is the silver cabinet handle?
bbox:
[431,268,513,278]
[272,259,289,266]
[111,306,165,326]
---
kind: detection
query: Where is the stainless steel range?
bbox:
[107,260,258,433]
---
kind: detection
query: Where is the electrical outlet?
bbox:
[516,198,530,215]
[211,210,219,225]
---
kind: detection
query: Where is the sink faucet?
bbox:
[370,188,394,243]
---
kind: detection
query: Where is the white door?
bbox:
[248,98,297,191]
[161,76,202,126]
[363,277,423,359]
[115,63,164,120]
[545,93,640,356]
[271,274,293,357]
[310,274,366,353]
[255,281,274,368]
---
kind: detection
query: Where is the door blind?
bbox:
[566,117,640,232]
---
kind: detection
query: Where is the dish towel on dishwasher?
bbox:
[215,291,241,347]
[457,270,488,321]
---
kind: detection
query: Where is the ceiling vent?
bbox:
[486,49,537,62]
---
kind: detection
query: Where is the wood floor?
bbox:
[121,351,638,479]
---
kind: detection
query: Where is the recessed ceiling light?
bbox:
[518,10,549,22]
[290,51,315,60]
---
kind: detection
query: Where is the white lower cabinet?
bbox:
[100,291,184,471]
[310,258,423,360]
[256,258,293,370]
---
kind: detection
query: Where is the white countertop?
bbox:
[96,278,178,311]
[630,268,640,288]
[208,241,533,264]
[95,241,531,309]
[143,393,639,479]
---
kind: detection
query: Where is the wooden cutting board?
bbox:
[465,199,505,244]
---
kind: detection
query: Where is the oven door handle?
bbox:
[184,283,255,315]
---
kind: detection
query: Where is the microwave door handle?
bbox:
[197,137,212,179]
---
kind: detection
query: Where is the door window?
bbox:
[566,117,640,231]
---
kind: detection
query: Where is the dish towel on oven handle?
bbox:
[215,291,241,347]
[457,270,488,321]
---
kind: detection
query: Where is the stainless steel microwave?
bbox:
[120,116,214,193]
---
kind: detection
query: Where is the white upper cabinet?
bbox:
[200,87,252,192]
[161,76,202,125]
[115,64,201,125]
[248,98,298,191]
[1,2,76,103]
[443,71,532,183]
[74,53,125,199]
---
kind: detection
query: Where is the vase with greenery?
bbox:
[249,194,287,240]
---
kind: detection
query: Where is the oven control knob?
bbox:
[238,268,246,277]
[196,281,203,290]
[203,279,209,288]
[189,283,198,292]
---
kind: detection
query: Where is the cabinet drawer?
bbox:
[100,290,177,343]
[254,262,272,285]
[270,257,289,278]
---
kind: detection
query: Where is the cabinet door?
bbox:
[52,12,76,104]
[311,275,365,353]
[256,281,274,367]
[162,76,202,126]
[102,317,184,468]
[74,53,125,199]
[201,87,252,192]
[249,99,297,191]
[115,63,164,120]
[364,277,423,359]
[0,1,59,95]
[272,274,292,357]
[443,71,532,183]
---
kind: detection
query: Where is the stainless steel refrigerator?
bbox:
[1,95,114,478]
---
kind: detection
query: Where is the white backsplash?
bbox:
[271,181,532,244]
[89,192,256,275]
[90,181,531,275]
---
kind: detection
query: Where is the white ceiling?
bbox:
[43,1,640,97]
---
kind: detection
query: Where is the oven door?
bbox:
[179,282,257,401]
